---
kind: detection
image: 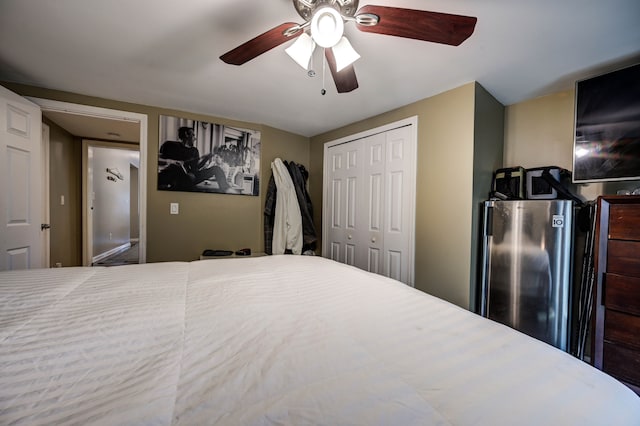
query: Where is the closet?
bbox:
[322,117,417,286]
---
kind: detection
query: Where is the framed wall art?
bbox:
[158,115,261,195]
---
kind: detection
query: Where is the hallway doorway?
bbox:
[28,98,148,266]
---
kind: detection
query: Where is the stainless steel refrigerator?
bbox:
[479,199,574,351]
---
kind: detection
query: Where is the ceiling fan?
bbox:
[220,0,477,94]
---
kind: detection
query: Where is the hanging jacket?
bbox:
[263,173,277,255]
[286,161,317,252]
[271,158,303,255]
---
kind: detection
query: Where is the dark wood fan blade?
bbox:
[220,23,301,65]
[356,5,477,46]
[325,48,359,93]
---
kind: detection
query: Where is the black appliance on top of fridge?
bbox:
[479,199,575,351]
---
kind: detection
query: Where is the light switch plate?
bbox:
[170,203,179,214]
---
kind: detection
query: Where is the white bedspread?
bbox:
[1,256,639,425]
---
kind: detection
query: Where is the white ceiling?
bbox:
[1,0,639,138]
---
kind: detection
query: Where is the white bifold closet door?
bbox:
[323,117,416,286]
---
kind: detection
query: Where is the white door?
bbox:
[361,132,385,275]
[0,85,44,271]
[325,138,366,266]
[323,117,417,285]
[379,124,415,283]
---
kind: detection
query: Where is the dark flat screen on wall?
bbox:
[573,63,640,183]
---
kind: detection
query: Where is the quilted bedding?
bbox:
[1,256,639,425]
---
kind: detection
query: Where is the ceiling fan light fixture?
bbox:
[285,32,316,70]
[332,36,360,72]
[311,6,344,48]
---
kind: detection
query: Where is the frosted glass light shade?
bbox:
[311,7,344,48]
[333,37,360,72]
[285,33,316,70]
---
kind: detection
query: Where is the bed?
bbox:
[1,255,639,425]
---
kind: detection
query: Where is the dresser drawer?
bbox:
[604,274,640,315]
[603,341,640,387]
[604,309,640,350]
[593,196,640,394]
[607,240,640,277]
[609,203,640,240]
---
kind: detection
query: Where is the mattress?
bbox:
[1,256,639,425]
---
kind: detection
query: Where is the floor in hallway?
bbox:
[94,242,139,266]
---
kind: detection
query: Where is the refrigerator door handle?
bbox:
[479,204,494,316]
[484,206,494,236]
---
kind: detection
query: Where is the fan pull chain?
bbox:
[321,49,327,95]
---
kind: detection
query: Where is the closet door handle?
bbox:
[371,237,376,243]
[347,234,352,240]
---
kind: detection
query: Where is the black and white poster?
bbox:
[158,115,261,195]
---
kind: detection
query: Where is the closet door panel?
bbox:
[323,117,416,286]
[387,250,403,282]
[368,174,383,231]
[368,247,381,274]
[327,148,346,263]
[382,126,413,284]
[363,133,385,274]
[327,140,365,267]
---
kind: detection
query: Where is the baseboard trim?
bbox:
[92,242,132,264]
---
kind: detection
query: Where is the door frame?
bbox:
[28,98,148,265]
[322,116,418,285]
[84,140,140,265]
[41,123,51,267]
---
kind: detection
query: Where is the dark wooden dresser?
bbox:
[592,195,640,395]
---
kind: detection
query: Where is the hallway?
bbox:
[93,242,139,266]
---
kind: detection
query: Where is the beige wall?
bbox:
[147,122,311,262]
[24,80,634,312]
[45,118,82,267]
[504,90,575,170]
[6,83,310,263]
[310,82,504,309]
[504,90,640,200]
